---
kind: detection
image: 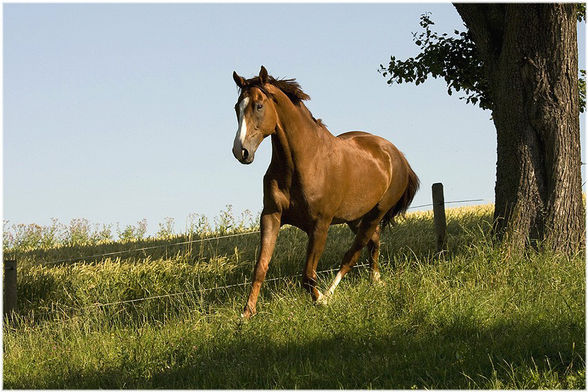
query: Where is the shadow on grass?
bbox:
[26,315,584,389]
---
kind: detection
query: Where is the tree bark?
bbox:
[455,3,585,252]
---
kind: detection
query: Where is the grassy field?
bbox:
[3,204,585,389]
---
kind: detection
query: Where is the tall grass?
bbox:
[3,205,258,267]
[3,204,585,389]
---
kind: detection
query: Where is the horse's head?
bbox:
[231,66,278,164]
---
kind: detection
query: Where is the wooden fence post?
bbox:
[432,183,447,253]
[4,259,17,319]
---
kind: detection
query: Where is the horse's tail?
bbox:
[381,163,420,229]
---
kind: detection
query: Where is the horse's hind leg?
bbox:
[347,221,381,282]
[367,225,382,282]
[327,210,383,297]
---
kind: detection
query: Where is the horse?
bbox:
[232,66,419,319]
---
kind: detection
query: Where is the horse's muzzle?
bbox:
[232,146,254,164]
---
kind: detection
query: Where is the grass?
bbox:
[3,204,585,389]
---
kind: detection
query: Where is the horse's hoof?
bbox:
[315,292,329,306]
[241,312,256,320]
[241,306,256,320]
[370,271,384,285]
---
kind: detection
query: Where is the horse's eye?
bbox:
[256,103,264,111]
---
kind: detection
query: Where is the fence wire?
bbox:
[29,197,484,267]
[39,230,261,266]
[21,262,371,320]
[83,264,351,310]
[9,197,489,322]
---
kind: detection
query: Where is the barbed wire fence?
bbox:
[4,196,485,321]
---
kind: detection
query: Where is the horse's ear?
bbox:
[233,71,245,88]
[259,66,268,84]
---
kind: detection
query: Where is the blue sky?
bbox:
[4,3,586,234]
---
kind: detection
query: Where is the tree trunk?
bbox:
[455,4,585,253]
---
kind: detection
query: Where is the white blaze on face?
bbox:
[233,97,250,156]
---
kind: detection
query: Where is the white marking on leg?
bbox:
[371,271,381,282]
[316,290,328,305]
[316,291,324,302]
[327,271,344,296]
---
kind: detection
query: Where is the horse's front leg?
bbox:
[242,209,281,319]
[302,220,330,303]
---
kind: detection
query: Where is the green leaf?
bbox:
[381,12,491,110]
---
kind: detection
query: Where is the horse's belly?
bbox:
[333,196,382,222]
[281,207,310,230]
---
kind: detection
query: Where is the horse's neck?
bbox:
[270,99,334,176]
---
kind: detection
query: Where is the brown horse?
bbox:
[232,66,419,319]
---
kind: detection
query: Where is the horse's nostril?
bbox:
[242,148,249,160]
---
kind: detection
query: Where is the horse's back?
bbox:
[337,130,372,139]
[336,130,402,162]
[337,130,395,148]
